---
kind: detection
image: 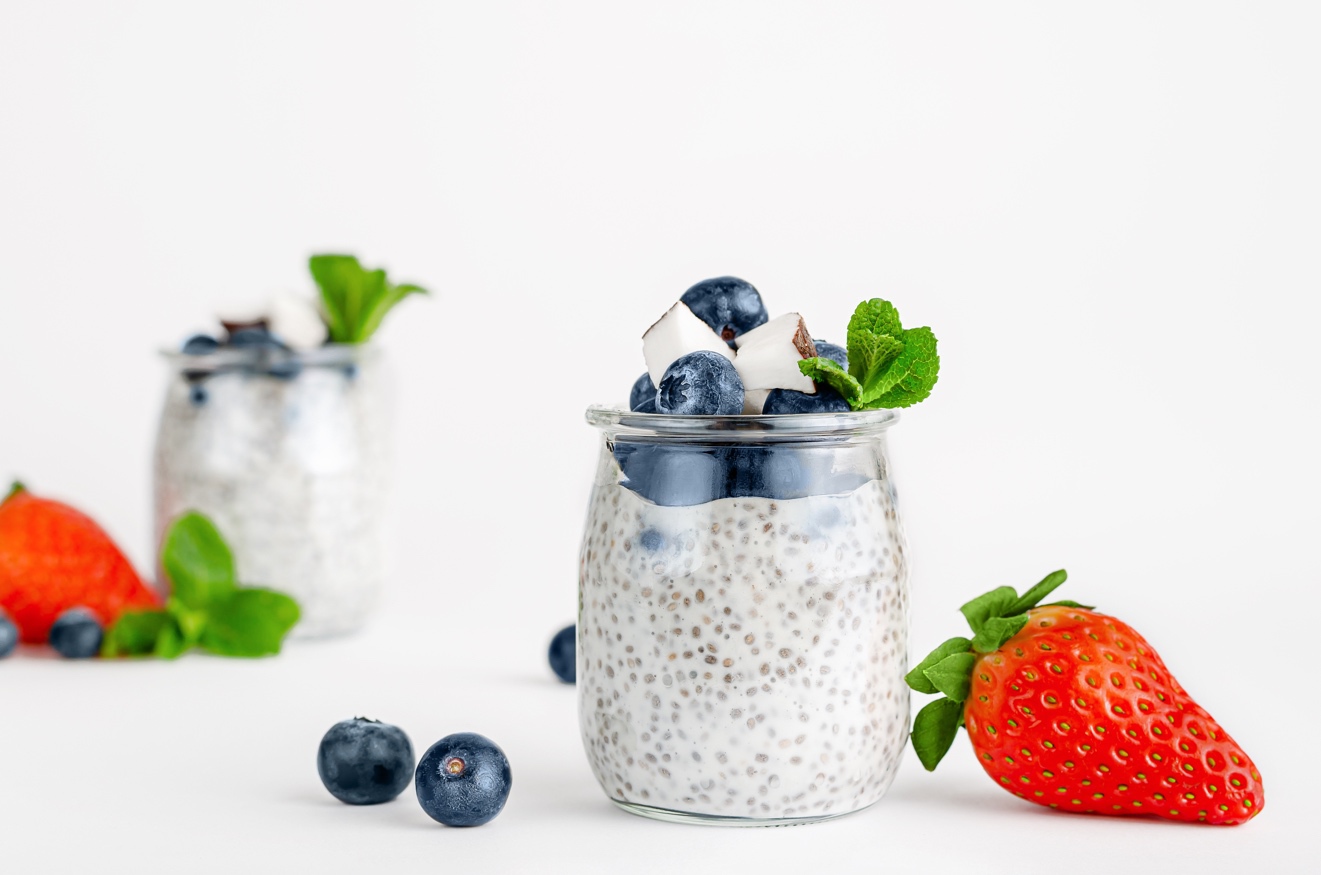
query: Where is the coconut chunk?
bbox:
[732,313,818,394]
[269,292,329,350]
[642,302,735,386]
[742,389,771,415]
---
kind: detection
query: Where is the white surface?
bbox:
[0,2,1318,873]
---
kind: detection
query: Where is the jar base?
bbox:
[609,797,880,828]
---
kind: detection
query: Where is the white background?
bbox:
[1,2,1318,873]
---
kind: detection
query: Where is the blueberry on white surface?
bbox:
[0,610,18,658]
[317,717,415,805]
[656,351,744,416]
[48,608,102,659]
[181,334,220,355]
[547,624,576,684]
[762,385,851,414]
[415,733,512,827]
[813,339,848,369]
[680,277,769,347]
[629,372,657,412]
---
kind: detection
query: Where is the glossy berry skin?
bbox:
[629,372,657,412]
[548,624,576,683]
[656,351,744,416]
[415,733,512,827]
[226,326,284,349]
[813,339,848,369]
[680,276,769,347]
[965,606,1263,825]
[181,334,220,355]
[0,486,159,643]
[317,717,415,805]
[48,608,103,658]
[763,385,851,414]
[0,610,18,658]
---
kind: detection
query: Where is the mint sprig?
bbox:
[797,298,940,410]
[101,512,301,659]
[309,254,428,344]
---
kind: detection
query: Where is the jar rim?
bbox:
[585,404,899,440]
[159,342,377,368]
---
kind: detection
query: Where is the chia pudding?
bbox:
[578,408,911,825]
[153,345,387,637]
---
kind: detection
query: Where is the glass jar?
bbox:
[153,344,388,638]
[578,406,910,826]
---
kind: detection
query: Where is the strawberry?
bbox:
[0,482,159,644]
[907,570,1263,825]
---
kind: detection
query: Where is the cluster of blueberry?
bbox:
[0,607,103,660]
[318,718,512,827]
[179,325,343,406]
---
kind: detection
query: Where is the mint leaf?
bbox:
[102,609,170,657]
[911,697,964,771]
[847,298,904,342]
[905,636,972,693]
[971,613,1030,653]
[154,617,189,660]
[798,357,862,404]
[959,586,1017,634]
[1006,569,1069,615]
[309,254,428,344]
[199,588,301,657]
[845,299,906,397]
[864,326,940,408]
[923,652,979,702]
[162,512,236,609]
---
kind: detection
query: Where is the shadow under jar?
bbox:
[153,344,388,638]
[578,406,910,826]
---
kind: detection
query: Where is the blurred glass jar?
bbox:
[153,344,388,638]
[578,406,910,826]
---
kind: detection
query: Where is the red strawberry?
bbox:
[907,570,1263,825]
[0,482,160,643]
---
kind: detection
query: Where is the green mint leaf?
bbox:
[1006,569,1068,615]
[102,609,171,657]
[959,586,1017,634]
[847,298,904,344]
[798,357,862,404]
[309,254,427,344]
[162,512,237,609]
[922,652,979,702]
[971,613,1030,653]
[863,326,940,408]
[154,617,189,660]
[911,697,964,771]
[199,588,301,658]
[905,636,973,693]
[845,299,906,401]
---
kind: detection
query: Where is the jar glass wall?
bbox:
[578,407,910,826]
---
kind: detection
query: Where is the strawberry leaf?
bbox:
[905,636,972,693]
[912,697,964,771]
[923,652,979,702]
[959,586,1017,634]
[1006,569,1068,615]
[971,614,1029,653]
[1041,599,1094,610]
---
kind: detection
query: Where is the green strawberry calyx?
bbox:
[905,569,1093,771]
[3,481,26,506]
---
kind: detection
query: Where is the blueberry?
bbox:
[621,445,725,506]
[656,351,744,416]
[227,326,284,349]
[547,624,575,683]
[633,397,657,413]
[638,528,665,552]
[189,385,208,407]
[266,358,303,381]
[680,277,769,346]
[763,385,851,414]
[0,610,18,658]
[181,334,220,355]
[316,717,415,805]
[813,339,848,369]
[629,372,657,412]
[48,608,102,658]
[342,363,359,381]
[725,447,813,500]
[415,733,512,827]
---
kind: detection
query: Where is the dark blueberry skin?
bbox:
[725,448,813,500]
[681,277,769,347]
[813,339,848,369]
[629,372,657,412]
[547,624,575,684]
[48,608,103,659]
[226,326,285,349]
[763,385,851,415]
[620,444,726,506]
[181,334,220,355]
[0,611,18,658]
[317,717,415,805]
[266,358,303,381]
[656,351,744,416]
[189,385,208,407]
[415,733,512,827]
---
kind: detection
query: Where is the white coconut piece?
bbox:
[732,312,818,394]
[742,389,771,415]
[642,301,735,386]
[269,292,329,350]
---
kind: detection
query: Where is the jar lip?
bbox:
[159,342,377,368]
[585,404,899,439]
